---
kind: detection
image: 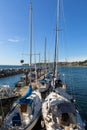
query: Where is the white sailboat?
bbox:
[37,38,51,95]
[38,77,51,93]
[1,1,42,130]
[51,0,74,102]
[2,86,42,130]
[0,85,20,104]
[42,92,85,130]
[51,0,67,92]
[42,0,85,129]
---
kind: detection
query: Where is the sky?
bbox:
[0,0,87,65]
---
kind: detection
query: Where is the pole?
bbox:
[56,0,59,79]
[29,0,32,85]
[30,0,32,66]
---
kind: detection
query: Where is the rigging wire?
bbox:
[60,0,82,113]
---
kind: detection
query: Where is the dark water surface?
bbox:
[60,67,87,129]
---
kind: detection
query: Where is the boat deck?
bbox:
[18,81,37,96]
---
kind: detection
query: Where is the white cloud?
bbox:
[8,38,19,43]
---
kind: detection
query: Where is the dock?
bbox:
[17,70,46,96]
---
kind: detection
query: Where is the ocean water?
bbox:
[60,66,87,123]
[0,65,87,129]
[0,73,24,89]
[0,65,28,69]
[0,65,27,89]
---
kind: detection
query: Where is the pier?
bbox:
[0,68,24,78]
[0,67,36,78]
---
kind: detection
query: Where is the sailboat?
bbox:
[52,10,72,100]
[42,92,85,130]
[50,0,67,92]
[1,1,42,130]
[42,0,85,129]
[49,0,68,103]
[2,86,42,130]
[0,85,20,104]
[37,38,51,98]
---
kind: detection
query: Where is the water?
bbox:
[0,65,87,129]
[0,65,27,89]
[0,73,24,89]
[0,65,28,69]
[60,66,87,124]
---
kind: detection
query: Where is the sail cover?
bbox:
[21,85,32,99]
[51,102,76,116]
[17,85,33,104]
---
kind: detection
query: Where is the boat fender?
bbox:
[41,120,45,128]
[0,116,2,127]
[45,116,51,122]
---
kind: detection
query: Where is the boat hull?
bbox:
[26,111,40,130]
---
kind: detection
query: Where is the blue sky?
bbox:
[0,0,87,65]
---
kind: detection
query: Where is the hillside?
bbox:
[22,60,87,67]
[40,60,87,67]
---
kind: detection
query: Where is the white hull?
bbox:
[26,112,40,130]
[38,79,50,93]
[2,89,42,130]
[42,92,85,130]
[39,83,50,93]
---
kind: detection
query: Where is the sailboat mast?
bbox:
[55,0,60,78]
[29,0,32,85]
[44,38,46,69]
[30,0,32,66]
